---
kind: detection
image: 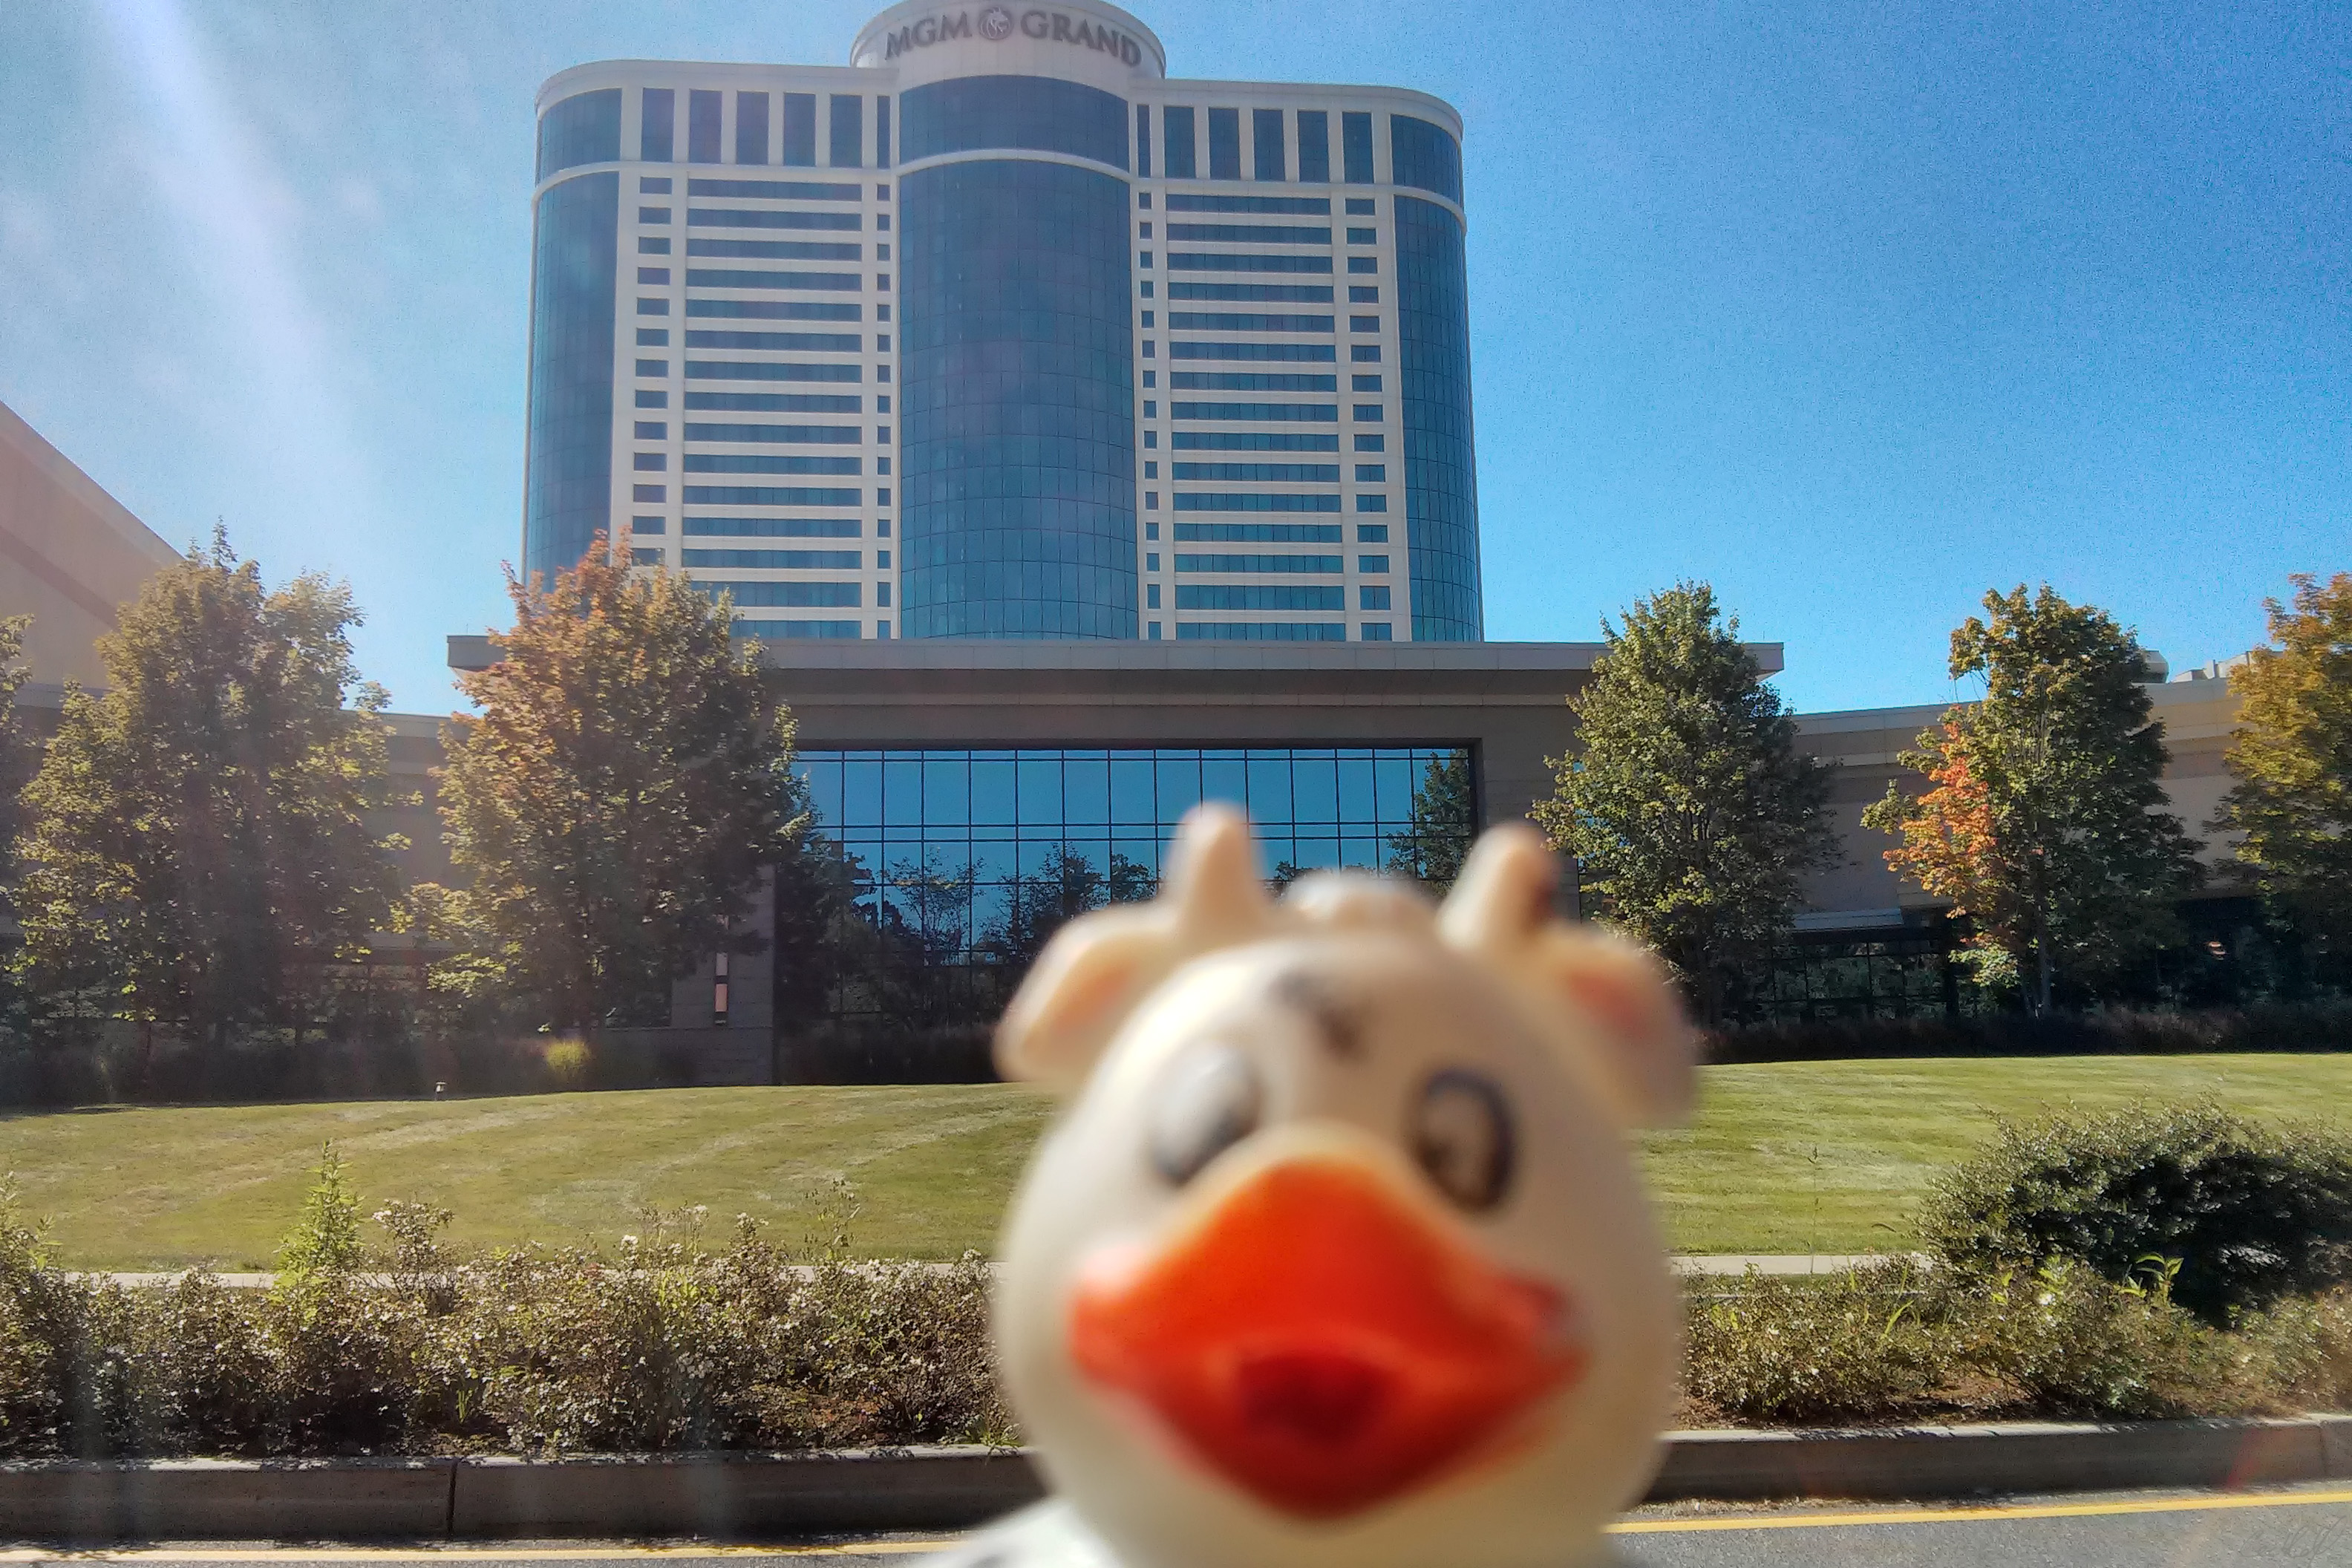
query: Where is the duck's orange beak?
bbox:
[1067,1150,1584,1520]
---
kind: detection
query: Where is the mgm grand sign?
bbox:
[881,5,1147,68]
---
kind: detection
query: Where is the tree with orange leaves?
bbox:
[427,536,805,1030]
[1866,586,2201,1013]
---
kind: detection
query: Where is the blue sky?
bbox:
[1,0,2343,715]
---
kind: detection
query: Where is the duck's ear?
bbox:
[995,806,1275,1097]
[994,907,1174,1096]
[1438,825,1697,1128]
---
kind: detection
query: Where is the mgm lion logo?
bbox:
[979,4,1016,39]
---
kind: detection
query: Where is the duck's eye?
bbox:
[1149,1044,1262,1185]
[1411,1068,1515,1212]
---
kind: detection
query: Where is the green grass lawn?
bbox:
[3,1054,2348,1268]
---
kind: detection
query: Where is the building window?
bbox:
[1345,197,1375,215]
[638,206,672,224]
[1359,554,1390,572]
[1207,107,1241,179]
[638,267,670,284]
[638,236,672,255]
[1353,374,1383,391]
[636,390,668,408]
[1350,344,1382,362]
[630,514,667,534]
[1353,433,1384,451]
[1356,524,1388,542]
[1359,585,1392,610]
[687,89,722,163]
[1353,404,1383,421]
[1355,464,1385,482]
[1348,226,1377,245]
[641,88,675,163]
[633,484,666,501]
[638,297,670,315]
[1350,315,1378,332]
[1163,105,1196,179]
[1341,111,1373,183]
[636,358,669,376]
[1147,583,1162,608]
[830,93,863,167]
[783,742,1475,1021]
[641,177,673,194]
[877,583,891,607]
[1359,621,1393,641]
[783,92,818,165]
[1252,107,1286,180]
[1149,620,1162,639]
[736,91,771,166]
[1135,104,1153,177]
[634,452,667,471]
[633,420,667,438]
[1297,110,1330,183]
[1348,256,1378,274]
[1390,115,1463,203]
[1349,286,1379,303]
[536,89,622,180]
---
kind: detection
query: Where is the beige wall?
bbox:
[0,399,183,688]
[1791,676,2247,927]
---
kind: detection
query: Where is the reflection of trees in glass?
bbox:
[769,814,858,1032]
[872,850,980,1030]
[981,845,1155,973]
[1386,751,1476,895]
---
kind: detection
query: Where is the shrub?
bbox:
[1921,1103,2352,1324]
[1682,1263,1946,1422]
[542,1037,592,1090]
[0,1170,1008,1460]
[1941,1257,2250,1419]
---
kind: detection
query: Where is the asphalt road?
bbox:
[3,1484,2347,1567]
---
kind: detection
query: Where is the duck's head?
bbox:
[991,807,1695,1568]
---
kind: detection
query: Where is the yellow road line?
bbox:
[3,1488,2348,1558]
[1605,1485,2352,1534]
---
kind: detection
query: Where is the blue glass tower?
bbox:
[898,77,1138,638]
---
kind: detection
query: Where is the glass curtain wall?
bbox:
[774,744,1476,1031]
[523,171,620,584]
[1395,193,1481,641]
[898,76,1139,638]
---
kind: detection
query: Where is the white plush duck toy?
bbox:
[930,806,1696,1568]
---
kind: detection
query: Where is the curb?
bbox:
[1650,1417,2352,1502]
[2,1418,2346,1541]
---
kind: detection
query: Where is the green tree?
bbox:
[1531,582,1836,1023]
[0,615,34,1048]
[431,538,804,1030]
[1866,585,2203,1013]
[1386,751,1476,894]
[2213,572,2352,953]
[14,530,399,1058]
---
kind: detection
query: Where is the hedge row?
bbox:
[1,1197,2346,1454]
[1708,1001,2352,1064]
